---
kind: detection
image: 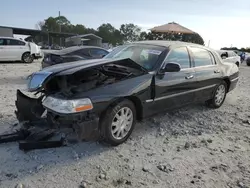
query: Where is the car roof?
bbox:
[49,45,109,55]
[62,45,107,52]
[132,40,208,49]
[0,36,23,40]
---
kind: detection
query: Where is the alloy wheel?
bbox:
[111,107,133,140]
[214,84,226,106]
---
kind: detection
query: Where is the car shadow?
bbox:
[0,61,25,64]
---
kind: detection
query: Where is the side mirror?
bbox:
[160,62,181,73]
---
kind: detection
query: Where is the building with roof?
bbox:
[0,25,77,46]
[65,34,103,47]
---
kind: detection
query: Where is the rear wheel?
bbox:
[100,99,136,146]
[205,81,227,108]
[22,52,34,63]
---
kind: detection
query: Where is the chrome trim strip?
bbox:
[145,84,216,103]
[231,77,239,82]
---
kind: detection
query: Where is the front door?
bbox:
[150,46,198,114]
[0,38,7,60]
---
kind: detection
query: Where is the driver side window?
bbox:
[164,47,190,69]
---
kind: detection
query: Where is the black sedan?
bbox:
[16,40,239,146]
[41,46,109,68]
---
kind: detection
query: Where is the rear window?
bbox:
[190,47,214,67]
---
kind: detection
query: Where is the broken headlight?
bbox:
[42,96,93,114]
[27,71,53,92]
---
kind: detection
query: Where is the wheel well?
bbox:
[223,78,230,93]
[124,96,143,120]
[101,97,143,121]
[22,51,30,57]
[236,62,239,67]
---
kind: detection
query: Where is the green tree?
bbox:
[120,23,141,42]
[139,31,148,40]
[97,23,123,45]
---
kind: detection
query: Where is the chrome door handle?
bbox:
[185,75,194,80]
[214,70,221,73]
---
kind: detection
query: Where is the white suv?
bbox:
[0,37,43,63]
[216,50,241,67]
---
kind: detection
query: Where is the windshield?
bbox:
[104,44,166,71]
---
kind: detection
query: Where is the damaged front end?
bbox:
[15,58,147,143]
[15,89,100,142]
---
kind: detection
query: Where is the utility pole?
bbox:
[59,11,62,46]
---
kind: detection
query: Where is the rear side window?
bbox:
[73,49,91,57]
[90,49,108,57]
[190,47,213,67]
[164,47,190,69]
[89,49,109,58]
[6,39,25,46]
[0,39,4,45]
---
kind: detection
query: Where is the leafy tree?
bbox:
[97,23,123,45]
[35,15,206,47]
[120,23,141,42]
[139,32,148,40]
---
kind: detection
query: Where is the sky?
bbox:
[1,0,249,49]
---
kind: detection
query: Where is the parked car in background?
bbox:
[216,50,241,67]
[0,37,42,63]
[246,56,250,66]
[16,41,239,146]
[41,46,109,68]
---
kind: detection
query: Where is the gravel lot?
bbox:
[0,61,249,188]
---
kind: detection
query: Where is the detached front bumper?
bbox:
[15,90,100,141]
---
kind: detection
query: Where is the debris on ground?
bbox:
[184,142,191,149]
[0,125,68,151]
[157,164,174,173]
[142,165,151,172]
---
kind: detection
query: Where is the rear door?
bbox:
[152,46,198,113]
[188,46,223,101]
[5,39,27,60]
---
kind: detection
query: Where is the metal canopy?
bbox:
[150,22,196,34]
[0,25,76,37]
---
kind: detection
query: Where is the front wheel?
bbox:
[100,99,136,146]
[205,81,227,108]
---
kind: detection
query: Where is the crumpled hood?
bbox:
[28,58,147,92]
[40,58,147,75]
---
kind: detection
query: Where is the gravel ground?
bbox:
[0,61,250,188]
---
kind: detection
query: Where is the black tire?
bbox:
[100,99,136,146]
[205,81,227,108]
[22,52,34,63]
